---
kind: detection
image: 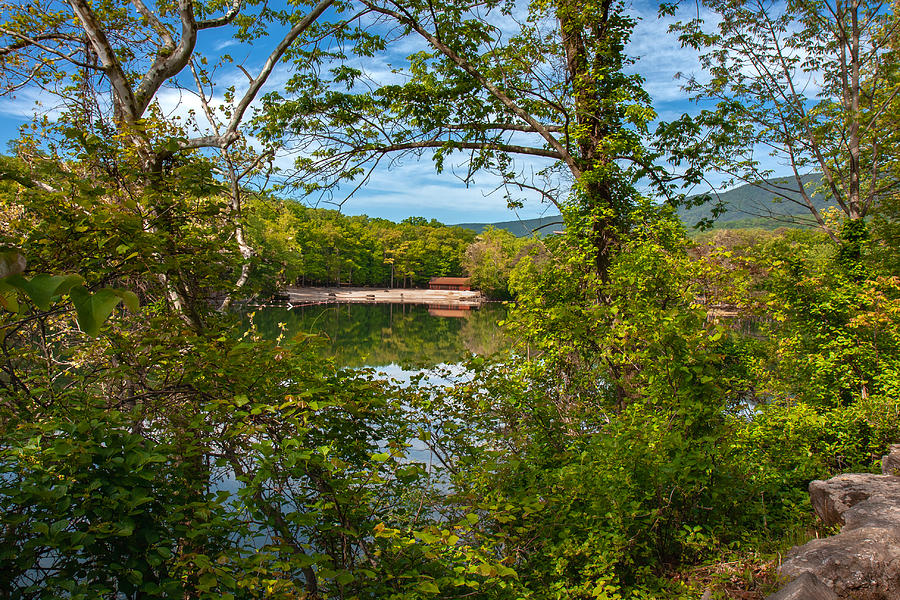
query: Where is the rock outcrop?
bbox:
[766,445,900,600]
[883,444,900,477]
[767,573,838,600]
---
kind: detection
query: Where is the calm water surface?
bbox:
[247,302,509,370]
[239,302,510,478]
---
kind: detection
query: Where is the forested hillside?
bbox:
[677,175,836,230]
[460,176,835,237]
[247,201,475,289]
[459,177,834,237]
[453,215,564,236]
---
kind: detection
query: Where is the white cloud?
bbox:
[214,38,242,52]
[0,87,67,121]
[282,155,562,224]
[626,1,716,104]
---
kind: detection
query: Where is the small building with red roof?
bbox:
[428,277,472,291]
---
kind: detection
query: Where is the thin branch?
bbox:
[0,27,97,70]
[445,122,565,133]
[363,0,580,177]
[130,0,174,48]
[371,140,563,160]
[198,0,243,29]
[0,30,82,58]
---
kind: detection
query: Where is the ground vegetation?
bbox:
[0,0,897,598]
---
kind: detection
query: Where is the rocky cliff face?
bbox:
[767,445,900,600]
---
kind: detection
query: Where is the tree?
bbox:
[0,0,339,325]
[259,0,697,282]
[674,0,900,239]
[0,3,474,597]
[463,226,535,298]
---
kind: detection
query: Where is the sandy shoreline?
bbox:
[278,286,485,307]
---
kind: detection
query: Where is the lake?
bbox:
[246,302,510,370]
[239,301,511,478]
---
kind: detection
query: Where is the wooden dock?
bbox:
[281,287,485,307]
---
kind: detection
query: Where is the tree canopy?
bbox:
[0,0,898,598]
[257,0,708,280]
[674,0,900,238]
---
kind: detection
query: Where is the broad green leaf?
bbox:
[335,571,354,585]
[413,530,439,543]
[495,564,518,578]
[0,281,19,312]
[70,285,128,337]
[110,289,139,312]
[7,273,84,311]
[417,581,439,594]
[197,572,216,590]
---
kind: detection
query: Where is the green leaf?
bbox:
[495,564,518,578]
[70,285,127,337]
[111,289,140,312]
[49,520,67,535]
[413,530,439,543]
[7,273,84,311]
[417,581,440,594]
[335,571,354,585]
[198,572,217,590]
[0,281,19,312]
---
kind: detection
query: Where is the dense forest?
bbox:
[245,199,539,298]
[1,0,898,599]
[247,202,476,289]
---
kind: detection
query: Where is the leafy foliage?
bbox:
[462,227,540,299]
[673,0,900,235]
[247,199,475,290]
[0,0,898,597]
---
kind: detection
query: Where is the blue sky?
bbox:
[0,0,729,225]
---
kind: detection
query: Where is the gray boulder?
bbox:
[766,572,838,600]
[883,444,900,477]
[808,473,900,528]
[779,524,900,597]
[766,446,900,599]
[778,471,900,598]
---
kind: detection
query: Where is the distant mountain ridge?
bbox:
[677,174,834,229]
[452,215,565,237]
[454,175,835,236]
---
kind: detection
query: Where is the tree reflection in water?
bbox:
[246,303,509,369]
